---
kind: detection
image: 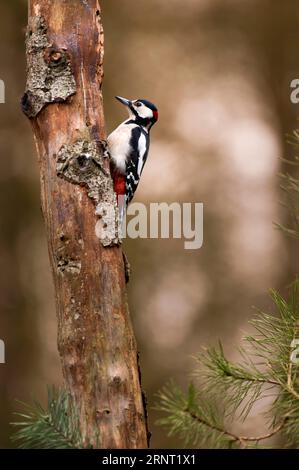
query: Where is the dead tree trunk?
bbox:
[22,0,148,449]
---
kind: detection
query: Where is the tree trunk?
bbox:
[22,0,148,449]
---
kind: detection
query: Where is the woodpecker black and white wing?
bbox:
[125,126,150,205]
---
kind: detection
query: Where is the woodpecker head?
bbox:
[115,96,158,129]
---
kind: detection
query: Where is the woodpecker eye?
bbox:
[135,102,142,107]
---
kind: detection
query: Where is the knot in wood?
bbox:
[45,48,69,71]
[57,140,105,203]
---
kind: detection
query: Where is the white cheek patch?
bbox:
[136,105,153,120]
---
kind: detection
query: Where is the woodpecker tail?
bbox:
[111,166,126,237]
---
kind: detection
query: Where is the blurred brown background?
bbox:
[0,0,299,448]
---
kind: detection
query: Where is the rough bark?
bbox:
[23,0,148,449]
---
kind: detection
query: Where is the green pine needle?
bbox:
[11,387,84,449]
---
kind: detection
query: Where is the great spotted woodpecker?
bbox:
[108,96,158,217]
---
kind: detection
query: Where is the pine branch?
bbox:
[196,342,280,420]
[156,383,235,448]
[185,409,286,447]
[11,387,85,449]
[156,281,299,448]
[157,382,287,448]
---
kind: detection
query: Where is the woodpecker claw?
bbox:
[98,139,110,159]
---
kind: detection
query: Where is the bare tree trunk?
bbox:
[22,0,148,449]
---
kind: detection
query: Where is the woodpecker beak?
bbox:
[115,96,132,107]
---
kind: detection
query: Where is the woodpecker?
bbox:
[108,96,158,216]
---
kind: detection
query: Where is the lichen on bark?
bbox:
[21,16,76,118]
[56,139,120,246]
[56,256,82,276]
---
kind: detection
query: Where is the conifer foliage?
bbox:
[12,387,85,449]
[157,283,299,448]
[156,131,299,448]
